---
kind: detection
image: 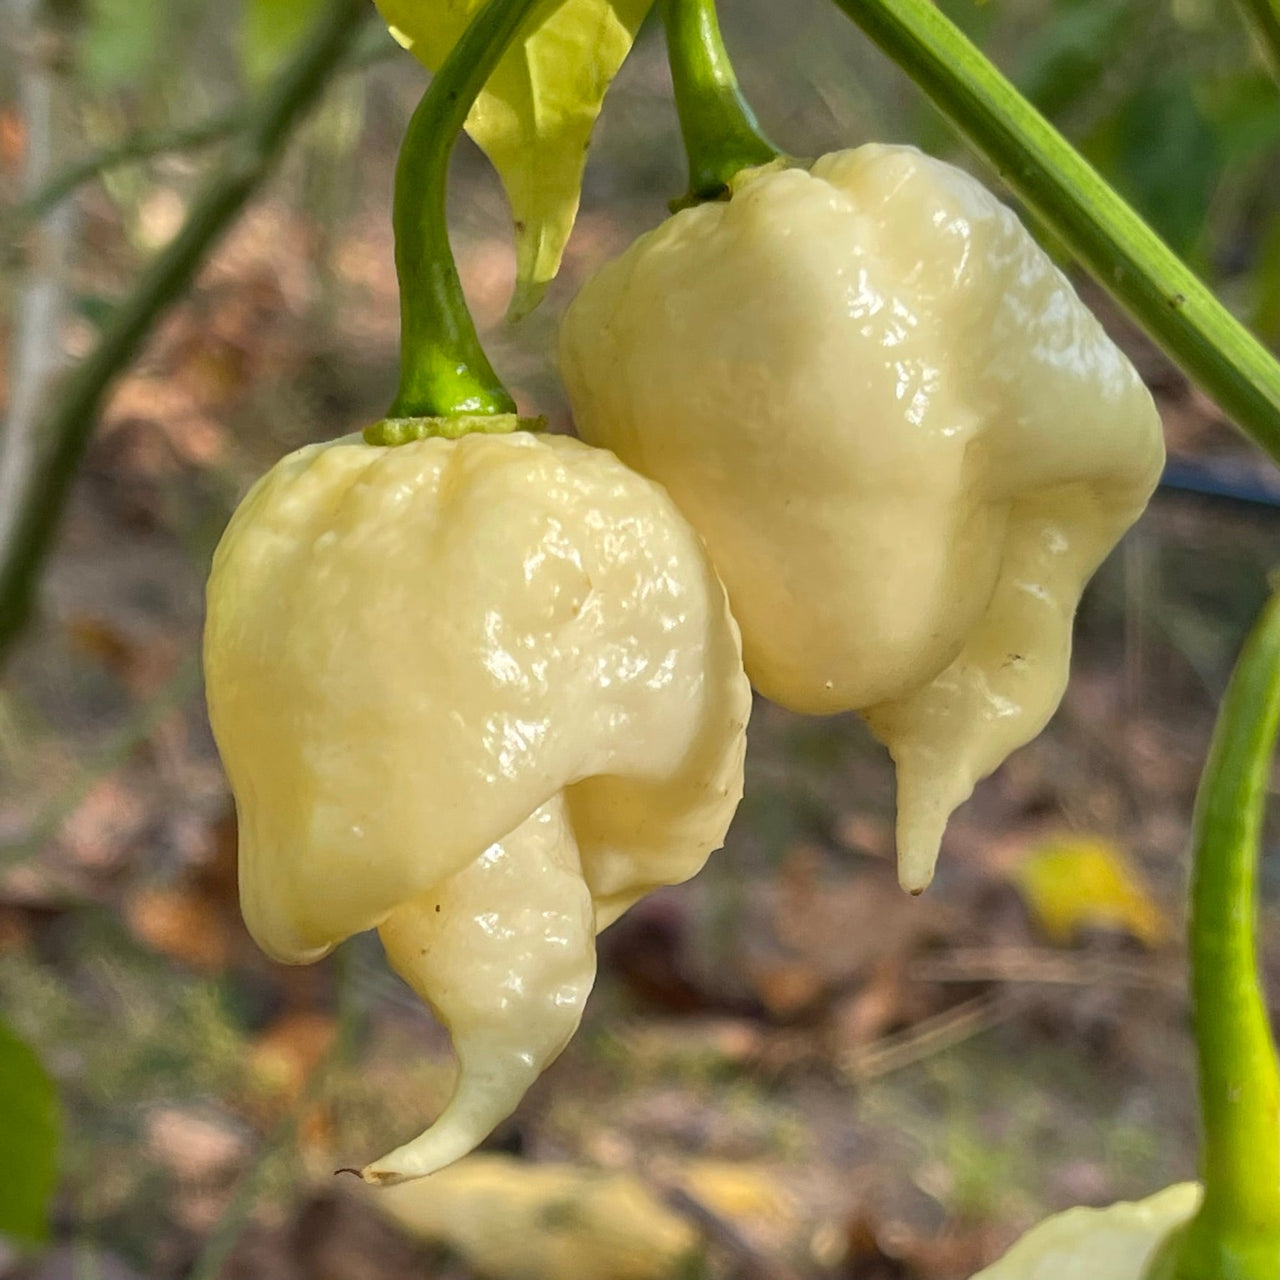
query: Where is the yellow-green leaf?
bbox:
[375,0,654,318]
[1013,835,1168,949]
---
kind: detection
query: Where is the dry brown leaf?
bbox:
[750,957,827,1020]
[0,906,31,953]
[125,885,230,970]
[57,777,148,871]
[826,955,924,1056]
[145,1105,247,1183]
[834,813,894,860]
[66,615,185,698]
[0,106,25,169]
[372,1153,700,1280]
[777,853,944,983]
[248,1010,338,1105]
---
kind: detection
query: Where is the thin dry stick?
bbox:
[11,107,249,227]
[909,946,1169,992]
[840,991,1018,1082]
[658,1180,797,1280]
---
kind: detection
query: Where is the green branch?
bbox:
[830,0,1280,463]
[385,0,547,421]
[0,0,369,668]
[1167,591,1280,1280]
[662,0,780,206]
[8,25,398,233]
[10,108,247,228]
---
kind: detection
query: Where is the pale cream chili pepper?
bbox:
[204,430,749,1184]
[560,142,1165,893]
[970,1184,1201,1280]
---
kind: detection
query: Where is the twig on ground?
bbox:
[657,1178,796,1280]
[840,991,1018,1082]
[908,946,1171,992]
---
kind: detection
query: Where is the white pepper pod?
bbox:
[204,430,749,1183]
[561,143,1165,892]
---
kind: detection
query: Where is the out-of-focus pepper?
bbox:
[560,143,1165,892]
[971,1185,1202,1280]
[204,429,749,1184]
[373,1153,701,1279]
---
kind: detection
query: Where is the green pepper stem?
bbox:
[1173,592,1280,1280]
[662,0,780,205]
[388,0,544,419]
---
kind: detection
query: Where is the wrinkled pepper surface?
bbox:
[561,143,1165,892]
[204,430,749,1182]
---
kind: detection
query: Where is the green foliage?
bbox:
[1014,0,1129,119]
[1106,76,1220,259]
[80,0,165,91]
[0,1012,60,1244]
[1006,0,1280,273]
[241,0,324,85]
[1250,214,1280,342]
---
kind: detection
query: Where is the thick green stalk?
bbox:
[662,0,780,206]
[830,0,1280,463]
[0,0,366,668]
[386,0,545,419]
[1163,593,1279,1280]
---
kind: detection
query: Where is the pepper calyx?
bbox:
[364,414,547,446]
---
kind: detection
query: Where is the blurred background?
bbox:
[1,1,1277,1277]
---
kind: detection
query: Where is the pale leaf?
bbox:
[375,0,653,318]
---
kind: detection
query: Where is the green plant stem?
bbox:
[830,0,1280,463]
[1171,592,1280,1280]
[9,25,398,231]
[0,0,367,669]
[386,0,546,419]
[1233,0,1280,78]
[12,108,248,227]
[661,0,780,205]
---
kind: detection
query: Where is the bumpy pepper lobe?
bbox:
[204,431,749,1182]
[560,143,1165,892]
[373,795,595,1183]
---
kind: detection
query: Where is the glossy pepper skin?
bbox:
[560,143,1165,892]
[204,430,749,1184]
